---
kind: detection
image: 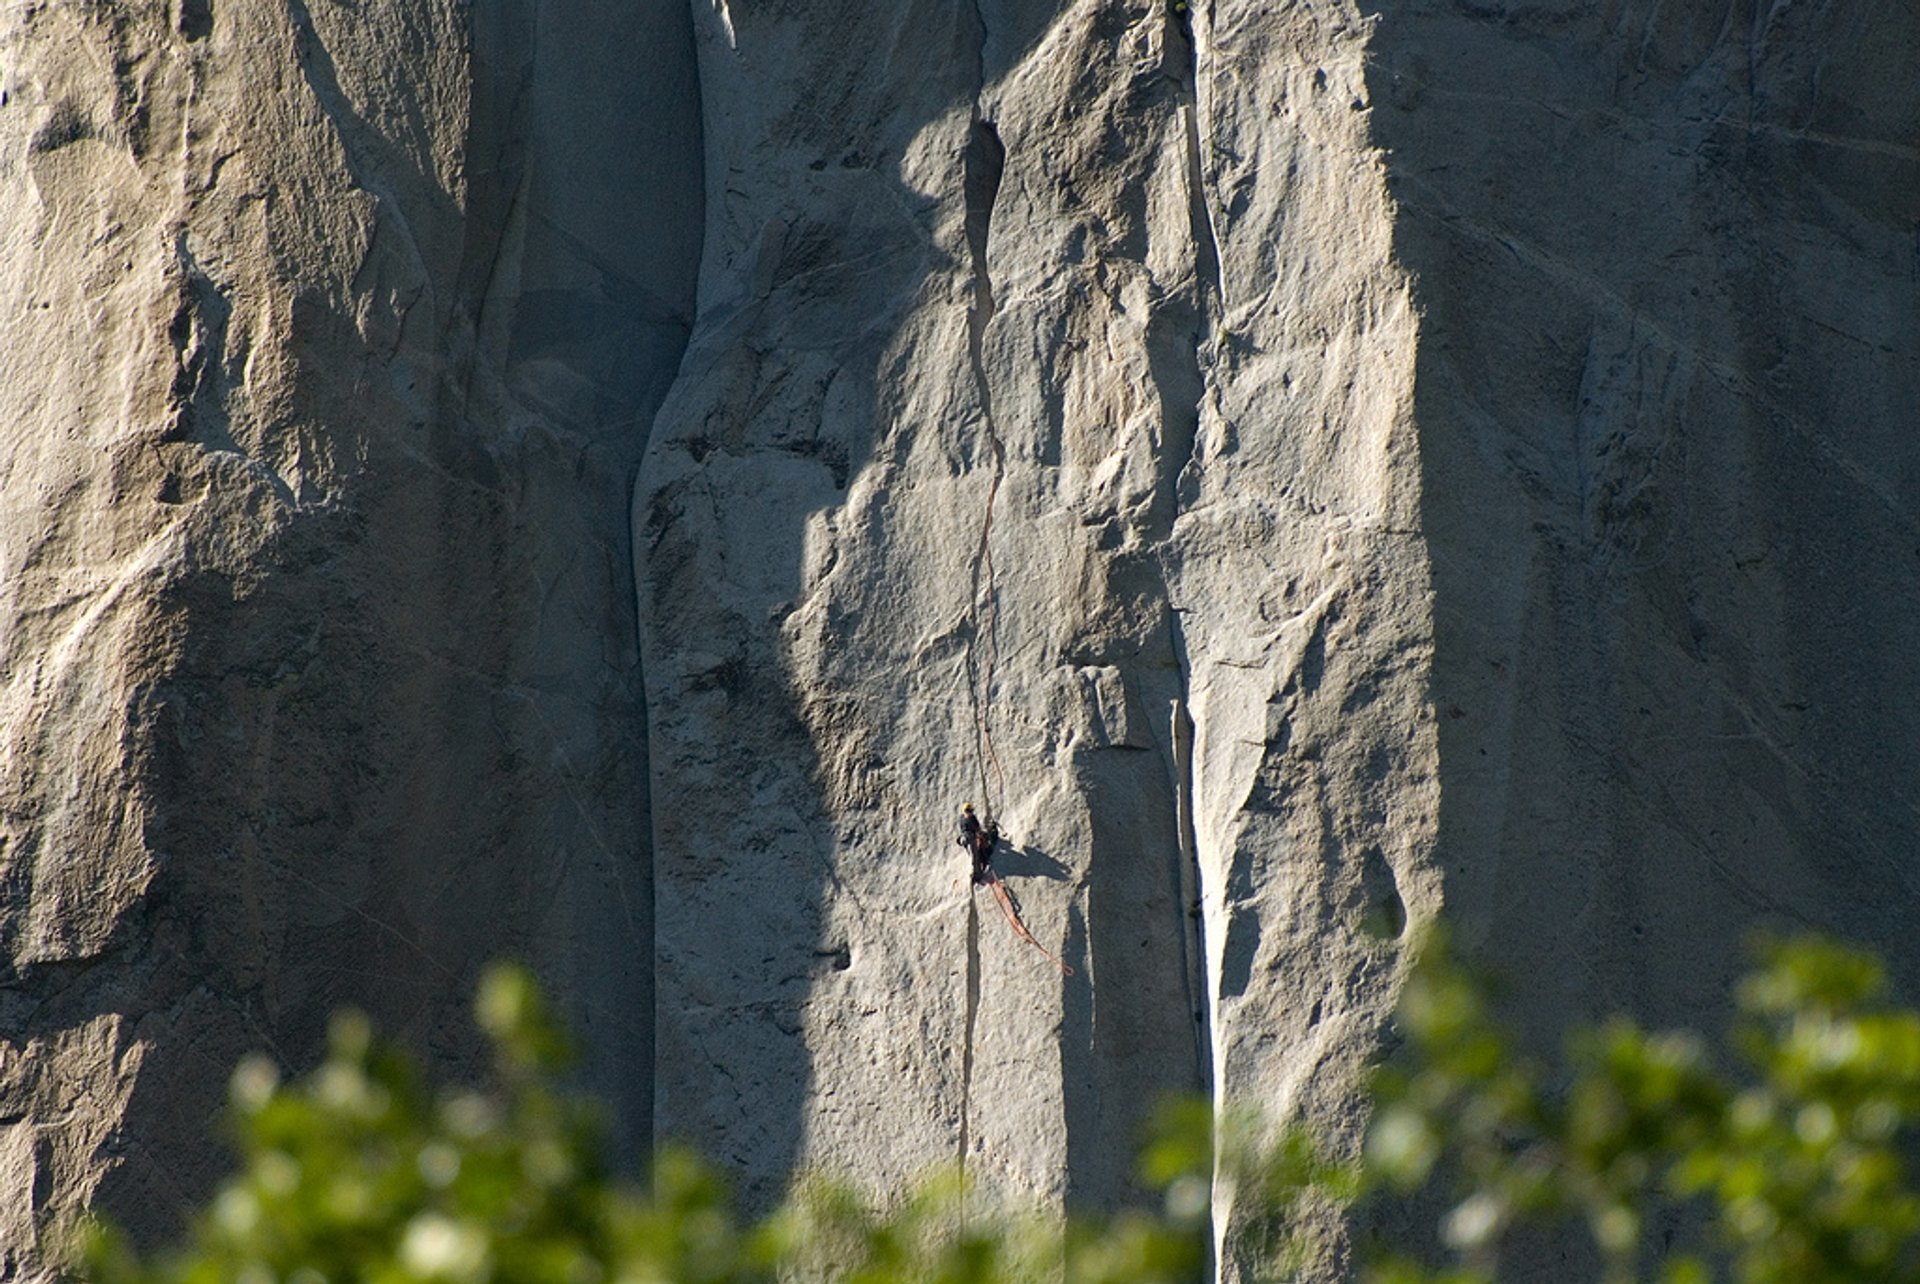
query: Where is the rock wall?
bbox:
[0,0,698,1258]
[637,0,1437,1236]
[1367,0,1920,1032]
[0,0,1912,1277]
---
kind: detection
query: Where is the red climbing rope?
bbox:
[983,873,1073,976]
[969,431,1009,821]
[959,298,1037,972]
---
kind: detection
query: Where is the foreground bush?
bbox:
[69,934,1920,1282]
[1370,934,1920,1282]
[71,967,1260,1283]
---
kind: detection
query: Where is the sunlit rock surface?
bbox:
[0,0,1912,1276]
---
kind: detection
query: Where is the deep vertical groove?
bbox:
[1169,0,1222,1093]
[964,119,1003,339]
[1171,694,1211,1088]
[448,0,702,1174]
[1166,15,1225,1270]
[1181,8,1228,323]
[956,0,996,1193]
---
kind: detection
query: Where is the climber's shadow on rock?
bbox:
[995,839,1070,883]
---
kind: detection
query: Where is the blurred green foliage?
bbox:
[1368,933,1920,1283]
[65,934,1920,1282]
[67,965,1270,1284]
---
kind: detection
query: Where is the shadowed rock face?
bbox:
[1364,0,1920,1030]
[0,0,698,1257]
[0,0,1913,1276]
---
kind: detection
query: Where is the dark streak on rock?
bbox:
[177,0,213,42]
[958,890,981,1172]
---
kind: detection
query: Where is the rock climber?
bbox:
[958,802,999,886]
[956,804,1070,973]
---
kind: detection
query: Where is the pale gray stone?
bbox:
[0,0,1912,1278]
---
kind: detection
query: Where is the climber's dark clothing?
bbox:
[960,813,999,886]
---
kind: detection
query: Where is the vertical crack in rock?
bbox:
[1170,691,1211,1087]
[956,32,1009,1177]
[446,0,703,1169]
[958,890,982,1173]
[1163,0,1222,1097]
[962,114,1008,813]
[963,119,1004,347]
[1177,6,1227,326]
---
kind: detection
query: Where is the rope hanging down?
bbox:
[967,427,1009,822]
[960,341,1065,974]
[986,871,1073,975]
[962,807,1068,973]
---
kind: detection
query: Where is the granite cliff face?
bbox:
[0,0,699,1253]
[639,0,1436,1233]
[1370,0,1920,1032]
[0,0,1913,1275]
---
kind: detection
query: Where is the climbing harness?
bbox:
[982,869,1073,976]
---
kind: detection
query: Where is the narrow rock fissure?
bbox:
[630,38,709,1157]
[964,119,1004,348]
[1170,690,1211,1087]
[1165,0,1221,1124]
[1170,22,1232,1272]
[953,5,1000,1195]
[1176,8,1227,324]
[962,115,1009,816]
